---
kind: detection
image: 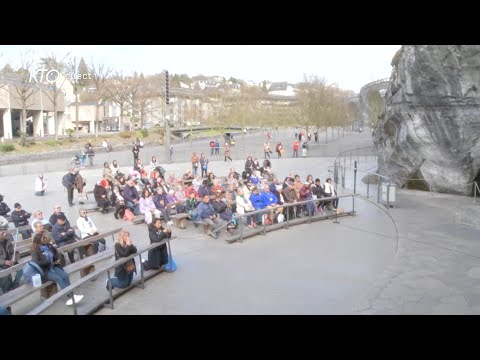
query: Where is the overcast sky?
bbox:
[0,45,400,93]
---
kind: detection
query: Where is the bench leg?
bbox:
[203,224,210,234]
[41,283,58,299]
[80,265,96,278]
[178,218,186,229]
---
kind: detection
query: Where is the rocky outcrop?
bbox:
[373,45,480,195]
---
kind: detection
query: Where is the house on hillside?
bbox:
[268,82,297,97]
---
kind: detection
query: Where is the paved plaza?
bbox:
[2,129,479,314]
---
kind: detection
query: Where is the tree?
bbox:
[64,56,88,139]
[89,62,111,137]
[40,54,68,141]
[10,51,38,135]
[108,71,133,131]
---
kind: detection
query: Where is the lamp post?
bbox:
[164,70,171,163]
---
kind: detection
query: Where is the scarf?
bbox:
[39,244,54,268]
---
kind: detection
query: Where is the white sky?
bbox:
[0,45,401,93]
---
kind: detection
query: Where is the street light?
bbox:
[164,70,171,163]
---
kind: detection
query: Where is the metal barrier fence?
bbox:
[27,236,175,315]
[333,146,480,205]
[226,194,358,243]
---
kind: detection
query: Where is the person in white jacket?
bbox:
[235,187,256,228]
[76,208,106,254]
[34,173,47,196]
[323,178,338,210]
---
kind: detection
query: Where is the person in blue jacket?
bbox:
[249,187,265,225]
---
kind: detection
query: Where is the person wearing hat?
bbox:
[0,194,11,218]
[11,203,32,240]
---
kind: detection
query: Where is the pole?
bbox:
[164,70,171,164]
[353,161,357,194]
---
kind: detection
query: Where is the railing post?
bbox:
[377,177,381,204]
[353,161,357,194]
[107,270,114,309]
[386,182,390,210]
[239,214,244,243]
[139,253,145,289]
[286,204,290,229]
[367,173,370,199]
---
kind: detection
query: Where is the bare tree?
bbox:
[108,71,134,131]
[64,56,88,139]
[11,51,38,136]
[89,62,111,137]
[40,54,68,141]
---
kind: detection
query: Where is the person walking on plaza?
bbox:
[62,167,77,207]
[191,152,199,177]
[293,139,300,158]
[214,139,220,155]
[264,141,271,159]
[200,153,209,178]
[224,143,232,162]
[276,142,283,158]
[210,140,215,156]
[132,143,140,165]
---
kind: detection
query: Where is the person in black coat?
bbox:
[142,218,171,271]
[107,230,137,290]
[94,181,111,214]
[11,203,32,240]
[0,194,11,217]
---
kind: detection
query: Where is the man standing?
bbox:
[214,139,220,155]
[209,140,215,156]
[62,167,77,207]
[191,152,199,177]
[132,143,140,165]
[293,139,300,158]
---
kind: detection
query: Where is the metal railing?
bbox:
[26,236,175,315]
[226,194,358,243]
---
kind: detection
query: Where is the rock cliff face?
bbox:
[373,45,480,195]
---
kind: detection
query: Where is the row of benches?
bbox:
[0,229,122,313]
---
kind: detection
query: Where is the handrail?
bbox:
[359,78,390,94]
[27,236,176,315]
[228,194,358,243]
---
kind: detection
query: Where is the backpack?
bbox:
[124,208,135,221]
[62,173,70,187]
[22,261,45,284]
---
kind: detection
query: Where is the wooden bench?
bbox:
[27,236,177,315]
[170,213,188,229]
[0,228,121,312]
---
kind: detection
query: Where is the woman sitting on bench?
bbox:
[30,233,83,306]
